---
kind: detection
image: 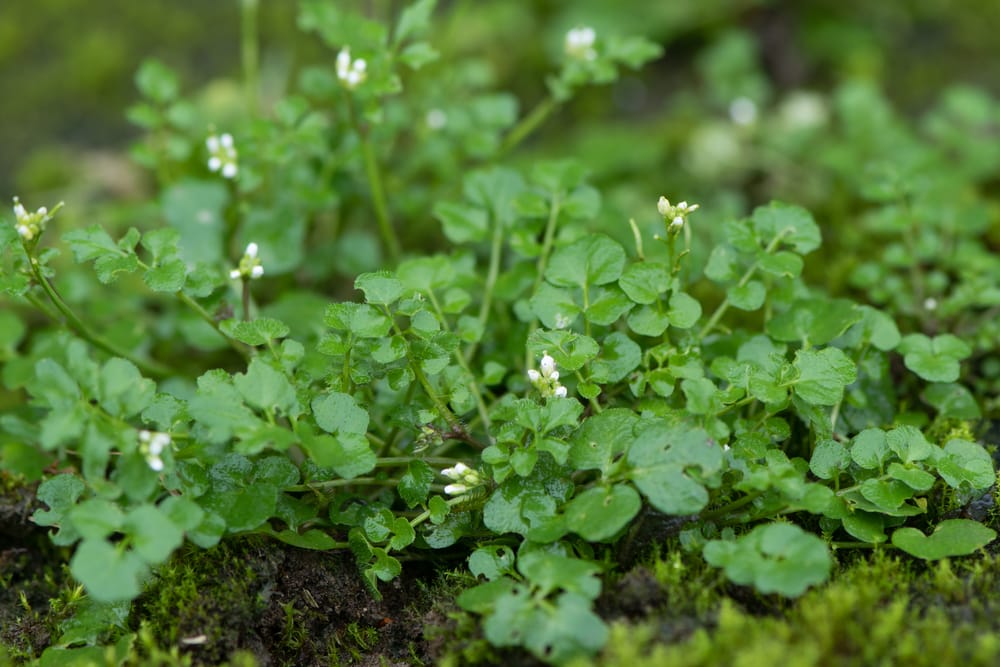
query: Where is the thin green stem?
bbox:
[360,134,401,262]
[240,0,259,114]
[25,253,171,378]
[699,491,765,521]
[465,209,504,363]
[698,231,789,340]
[385,306,458,427]
[174,291,251,360]
[501,95,559,155]
[241,280,251,322]
[375,456,463,467]
[525,194,563,370]
[409,493,478,530]
[426,289,493,433]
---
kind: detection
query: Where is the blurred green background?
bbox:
[2,0,1000,201]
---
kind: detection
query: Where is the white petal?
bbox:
[206,136,219,151]
[527,369,541,383]
[540,353,556,377]
[245,242,258,258]
[554,386,568,398]
[147,456,165,472]
[220,133,234,148]
[208,156,222,171]
[657,196,670,216]
[230,269,242,279]
[444,483,467,496]
[251,265,264,279]
[222,162,238,179]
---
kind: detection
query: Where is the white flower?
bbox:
[11,196,59,242]
[729,97,758,126]
[657,196,699,234]
[565,26,597,61]
[924,297,938,311]
[553,313,572,329]
[206,132,238,179]
[231,242,264,280]
[138,429,171,472]
[528,351,569,399]
[425,109,447,130]
[444,483,468,496]
[336,48,368,90]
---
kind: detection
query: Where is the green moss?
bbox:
[577,552,1000,667]
[131,538,269,665]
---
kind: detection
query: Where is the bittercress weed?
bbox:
[2,1,999,665]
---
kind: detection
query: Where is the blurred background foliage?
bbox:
[3,0,1000,200]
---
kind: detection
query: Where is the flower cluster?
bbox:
[441,462,482,496]
[230,242,264,280]
[12,197,58,242]
[657,197,699,233]
[528,352,568,399]
[564,26,597,61]
[336,48,367,89]
[206,133,239,179]
[138,430,171,472]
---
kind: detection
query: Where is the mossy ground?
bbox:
[4,469,1000,666]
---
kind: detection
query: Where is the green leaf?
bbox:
[398,460,435,508]
[434,201,489,244]
[842,512,887,543]
[312,392,370,435]
[859,478,913,510]
[135,58,179,103]
[922,383,981,419]
[667,292,702,329]
[67,499,124,540]
[98,358,155,418]
[123,505,184,564]
[809,439,850,480]
[590,332,641,384]
[892,520,996,560]
[469,546,516,581]
[898,333,971,383]
[618,262,670,304]
[585,286,633,325]
[767,299,861,346]
[757,250,803,277]
[569,409,638,473]
[270,528,339,550]
[144,259,186,292]
[627,421,724,515]
[751,202,821,254]
[933,439,995,490]
[303,432,376,479]
[727,280,766,311]
[233,358,299,416]
[355,271,404,306]
[564,485,641,542]
[850,428,890,469]
[70,540,146,602]
[546,235,626,289]
[703,523,831,596]
[161,180,229,264]
[626,305,671,337]
[887,462,935,491]
[33,474,86,545]
[221,317,291,346]
[527,329,599,371]
[793,347,857,405]
[63,225,121,262]
[394,0,436,44]
[530,284,580,330]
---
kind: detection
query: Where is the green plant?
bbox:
[3,1,999,665]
